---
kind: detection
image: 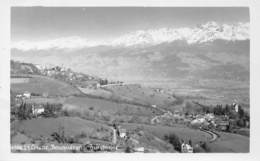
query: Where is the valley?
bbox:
[10,60,249,153]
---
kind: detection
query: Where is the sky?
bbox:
[11,7,249,42]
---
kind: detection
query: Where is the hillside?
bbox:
[11,75,82,97]
[11,38,250,107]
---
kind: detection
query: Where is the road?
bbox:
[200,129,219,142]
[150,105,219,143]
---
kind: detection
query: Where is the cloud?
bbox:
[11,36,102,51]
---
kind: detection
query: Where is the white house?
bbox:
[205,113,215,121]
[96,83,101,89]
[134,147,145,152]
[32,105,45,117]
[16,94,22,98]
[151,105,157,108]
[181,143,193,153]
[23,91,31,99]
[119,128,127,138]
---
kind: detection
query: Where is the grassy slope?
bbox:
[12,117,111,139]
[104,84,177,107]
[64,96,157,117]
[208,132,249,153]
[11,75,82,96]
[122,123,211,144]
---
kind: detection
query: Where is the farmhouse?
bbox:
[119,128,127,138]
[181,142,193,153]
[32,105,45,117]
[151,104,157,108]
[15,94,22,98]
[23,91,31,99]
[96,83,101,89]
[134,147,145,152]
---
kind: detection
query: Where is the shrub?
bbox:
[67,136,79,144]
[62,110,70,117]
[125,146,132,153]
[77,131,88,138]
[200,141,211,152]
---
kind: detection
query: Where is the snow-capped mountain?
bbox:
[111,21,249,46]
[12,21,249,51]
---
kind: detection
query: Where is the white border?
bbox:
[1,0,260,161]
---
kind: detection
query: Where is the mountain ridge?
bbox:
[12,21,249,51]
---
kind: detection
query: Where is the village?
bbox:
[10,61,250,153]
[11,85,250,153]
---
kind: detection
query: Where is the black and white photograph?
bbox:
[9,6,252,153]
[2,0,260,159]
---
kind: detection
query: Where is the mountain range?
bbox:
[12,21,249,51]
[11,21,250,89]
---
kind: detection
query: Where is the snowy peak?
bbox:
[12,21,249,51]
[112,21,249,46]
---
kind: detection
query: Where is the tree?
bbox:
[164,133,182,152]
[237,119,246,127]
[224,104,231,115]
[238,105,245,119]
[18,102,27,120]
[200,141,211,152]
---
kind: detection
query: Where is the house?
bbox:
[96,83,101,89]
[16,94,22,98]
[32,105,45,117]
[84,80,100,89]
[42,92,49,98]
[216,121,229,131]
[119,128,127,138]
[205,113,215,121]
[151,105,157,108]
[134,147,145,152]
[23,91,31,99]
[190,117,209,129]
[181,142,193,153]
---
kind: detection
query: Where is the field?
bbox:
[63,96,159,124]
[78,87,112,99]
[122,123,211,144]
[208,132,249,153]
[136,79,249,109]
[11,75,82,96]
[104,84,177,107]
[11,117,112,144]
